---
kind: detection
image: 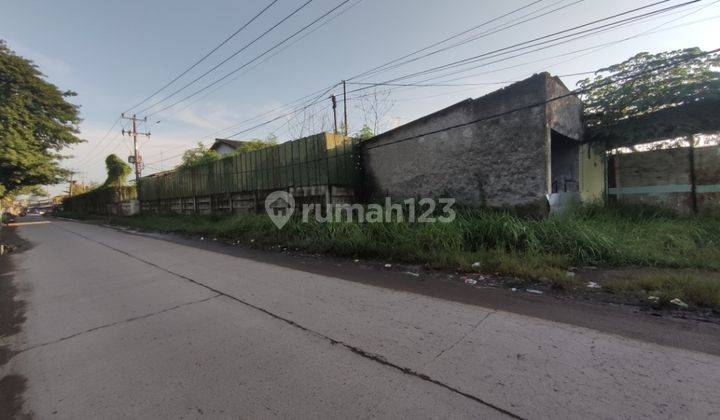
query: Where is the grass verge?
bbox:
[55,203,720,308]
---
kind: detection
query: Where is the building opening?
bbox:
[550,130,579,194]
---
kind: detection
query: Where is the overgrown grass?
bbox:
[56,202,720,294]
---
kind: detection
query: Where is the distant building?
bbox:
[209,139,250,155]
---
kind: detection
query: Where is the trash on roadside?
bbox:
[463,277,477,285]
[353,259,360,263]
[471,261,482,269]
[670,298,689,308]
[511,287,517,292]
[404,271,420,277]
[384,263,392,268]
[648,296,660,303]
[526,289,543,294]
[250,238,255,243]
[200,237,205,240]
[566,271,575,278]
[586,281,601,289]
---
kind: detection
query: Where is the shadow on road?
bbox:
[0,226,29,419]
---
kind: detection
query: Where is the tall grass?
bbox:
[105,203,720,284]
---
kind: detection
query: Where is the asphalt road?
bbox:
[1,218,719,419]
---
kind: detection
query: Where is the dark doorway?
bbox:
[551,130,579,193]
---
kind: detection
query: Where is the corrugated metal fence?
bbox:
[138,132,360,213]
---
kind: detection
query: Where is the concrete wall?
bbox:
[608,144,720,214]
[361,73,583,210]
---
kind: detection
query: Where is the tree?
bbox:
[232,137,277,154]
[578,48,720,130]
[355,124,374,140]
[102,154,132,187]
[179,142,220,168]
[286,103,330,140]
[0,40,82,198]
[355,87,395,136]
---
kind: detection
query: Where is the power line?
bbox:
[146,0,354,118]
[149,0,366,130]
[226,84,337,138]
[197,1,585,143]
[420,0,715,86]
[123,0,280,114]
[144,0,590,158]
[141,87,337,169]
[351,0,586,82]
[345,0,699,95]
[336,0,702,105]
[138,0,315,116]
[72,117,121,167]
[364,47,720,151]
[135,0,709,174]
[172,0,702,156]
[201,83,339,141]
[346,0,550,81]
[347,81,519,88]
[400,1,717,89]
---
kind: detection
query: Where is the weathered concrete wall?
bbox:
[693,144,720,213]
[608,144,720,214]
[361,73,582,210]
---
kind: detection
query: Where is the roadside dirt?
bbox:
[102,223,720,357]
[0,226,29,419]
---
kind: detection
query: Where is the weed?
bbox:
[56,203,720,305]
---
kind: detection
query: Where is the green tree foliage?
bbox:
[232,137,278,155]
[355,124,374,140]
[102,154,132,187]
[0,40,82,197]
[578,48,720,130]
[179,142,220,168]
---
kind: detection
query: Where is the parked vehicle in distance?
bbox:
[1,212,17,225]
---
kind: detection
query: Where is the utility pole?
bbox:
[342,80,348,136]
[121,113,150,198]
[330,94,338,134]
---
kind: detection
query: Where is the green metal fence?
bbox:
[138,132,360,201]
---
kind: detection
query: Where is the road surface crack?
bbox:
[15,294,220,354]
[424,311,494,368]
[54,222,524,419]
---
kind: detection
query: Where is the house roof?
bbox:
[210,138,249,151]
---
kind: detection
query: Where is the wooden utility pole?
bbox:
[121,113,150,197]
[330,94,338,134]
[342,80,348,136]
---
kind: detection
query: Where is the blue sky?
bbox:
[2,0,719,194]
